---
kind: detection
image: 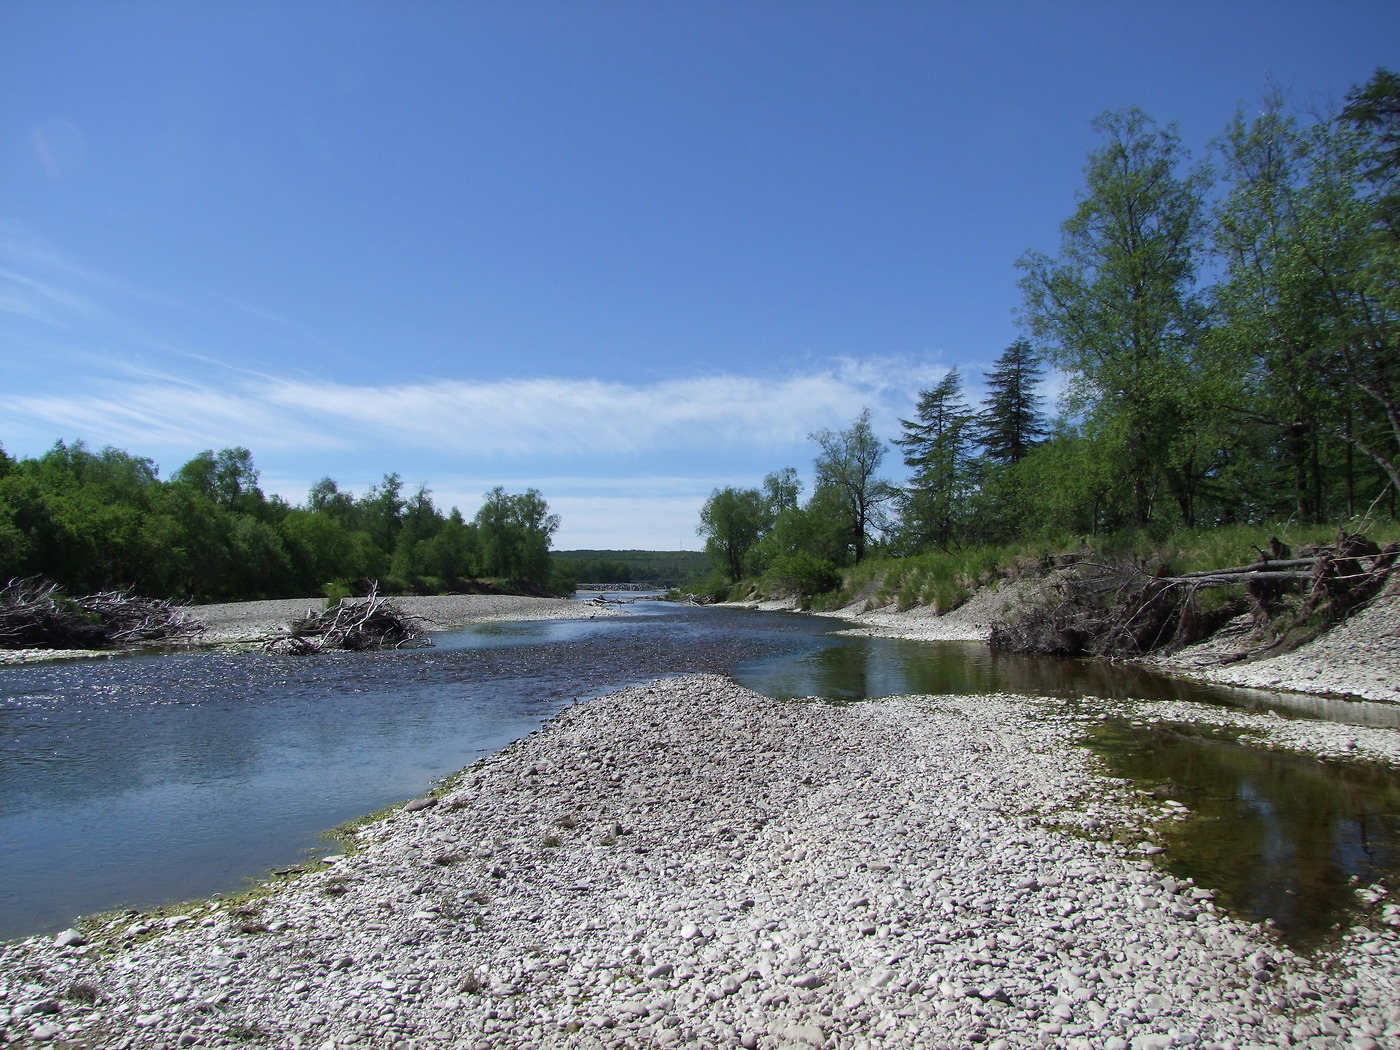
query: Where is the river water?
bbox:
[3,599,1398,946]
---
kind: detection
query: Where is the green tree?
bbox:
[1019,108,1210,526]
[979,339,1048,465]
[1210,75,1400,516]
[1211,94,1340,521]
[1335,68,1400,496]
[697,485,768,582]
[174,447,265,514]
[1343,67,1400,230]
[762,468,803,517]
[474,487,560,585]
[895,371,977,552]
[281,509,357,592]
[421,509,479,582]
[227,515,292,599]
[390,485,446,583]
[810,408,895,563]
[308,476,357,521]
[359,473,406,555]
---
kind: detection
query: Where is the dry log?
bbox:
[1155,569,1317,585]
[1169,557,1320,579]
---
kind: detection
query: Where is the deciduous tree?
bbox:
[698,486,767,582]
[1019,108,1210,526]
[810,409,895,563]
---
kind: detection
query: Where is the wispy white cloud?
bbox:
[0,267,94,325]
[2,356,946,463]
[0,381,341,457]
[0,238,954,548]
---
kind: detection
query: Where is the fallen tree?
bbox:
[989,531,1399,661]
[0,577,207,650]
[263,586,431,654]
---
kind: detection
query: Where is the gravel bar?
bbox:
[4,674,1397,1049]
[195,595,624,643]
[0,595,623,666]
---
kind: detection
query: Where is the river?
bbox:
[3,598,1398,946]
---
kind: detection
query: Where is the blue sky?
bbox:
[3,2,1397,549]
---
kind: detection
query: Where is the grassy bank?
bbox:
[715,520,1400,624]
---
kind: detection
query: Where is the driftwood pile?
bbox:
[263,586,430,654]
[990,531,1400,660]
[0,577,207,650]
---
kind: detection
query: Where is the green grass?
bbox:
[812,536,1074,613]
[1094,520,1400,576]
[693,518,1396,624]
[798,519,1397,617]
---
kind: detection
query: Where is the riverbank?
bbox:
[735,583,1400,706]
[196,594,624,643]
[0,594,622,665]
[2,673,1397,1049]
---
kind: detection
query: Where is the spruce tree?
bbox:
[895,371,976,552]
[978,339,1047,465]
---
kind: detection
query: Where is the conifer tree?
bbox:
[978,339,1047,465]
[895,371,976,552]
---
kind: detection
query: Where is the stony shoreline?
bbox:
[0,595,622,666]
[3,674,1398,1049]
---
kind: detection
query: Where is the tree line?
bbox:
[0,442,563,600]
[700,70,1399,589]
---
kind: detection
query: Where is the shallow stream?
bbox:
[2,598,1398,946]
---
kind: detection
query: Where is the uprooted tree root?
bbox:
[989,531,1400,661]
[262,586,431,654]
[0,577,208,650]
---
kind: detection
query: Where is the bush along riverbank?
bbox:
[2,675,1398,1049]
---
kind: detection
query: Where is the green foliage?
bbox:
[550,550,709,588]
[762,551,840,598]
[0,442,565,602]
[473,486,560,587]
[811,409,897,564]
[697,486,769,581]
[1019,107,1211,528]
[977,339,1048,465]
[894,370,977,553]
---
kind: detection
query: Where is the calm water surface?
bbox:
[3,599,1399,945]
[1088,720,1400,950]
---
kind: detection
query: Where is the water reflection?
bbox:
[734,632,1400,727]
[1087,721,1400,950]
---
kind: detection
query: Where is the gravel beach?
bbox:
[0,594,622,666]
[196,594,626,643]
[3,673,1398,1049]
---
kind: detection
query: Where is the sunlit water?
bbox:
[3,599,1399,946]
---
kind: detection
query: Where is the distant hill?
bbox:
[551,549,709,587]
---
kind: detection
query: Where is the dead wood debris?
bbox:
[0,577,207,650]
[989,531,1399,661]
[262,585,431,654]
